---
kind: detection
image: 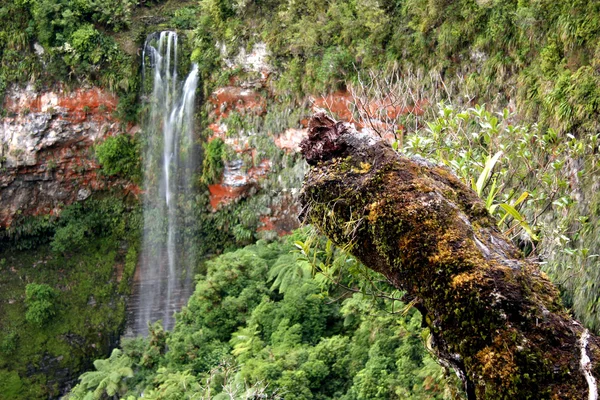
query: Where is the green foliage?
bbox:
[141,367,203,400]
[51,198,129,253]
[402,104,540,243]
[0,370,25,399]
[95,134,141,180]
[5,0,600,398]
[398,102,600,332]
[27,0,134,48]
[0,0,139,122]
[0,330,18,355]
[24,283,58,327]
[0,194,140,399]
[200,138,225,185]
[180,0,600,138]
[171,7,199,30]
[69,348,134,400]
[0,195,138,257]
[69,230,456,399]
[68,24,103,64]
[0,214,57,251]
[268,253,311,293]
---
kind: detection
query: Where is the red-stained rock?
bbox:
[0,86,137,227]
[311,89,427,144]
[209,86,266,118]
[312,91,357,124]
[208,184,250,210]
[204,82,430,236]
[208,159,271,210]
[257,193,300,237]
[3,86,117,123]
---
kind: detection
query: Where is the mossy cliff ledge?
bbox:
[299,113,600,399]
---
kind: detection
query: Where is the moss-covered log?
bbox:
[299,112,600,399]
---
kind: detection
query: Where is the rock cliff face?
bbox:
[203,82,420,236]
[0,85,134,227]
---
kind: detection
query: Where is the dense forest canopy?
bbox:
[1,0,600,398]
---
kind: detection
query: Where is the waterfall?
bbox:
[127,31,199,336]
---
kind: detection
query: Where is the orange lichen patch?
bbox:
[208,184,249,209]
[475,332,519,386]
[274,128,307,152]
[209,86,266,118]
[451,271,480,288]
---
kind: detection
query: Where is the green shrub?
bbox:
[69,348,133,399]
[51,221,87,254]
[50,198,127,253]
[95,134,140,180]
[200,138,225,185]
[70,231,452,399]
[68,24,102,64]
[25,283,58,327]
[0,214,57,251]
[0,370,24,399]
[0,331,18,355]
[91,0,136,31]
[171,7,199,29]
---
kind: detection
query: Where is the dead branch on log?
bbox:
[299,112,600,399]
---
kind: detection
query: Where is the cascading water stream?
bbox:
[126,31,199,336]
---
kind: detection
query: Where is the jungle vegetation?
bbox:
[1,0,600,398]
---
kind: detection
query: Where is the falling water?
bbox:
[126,31,199,336]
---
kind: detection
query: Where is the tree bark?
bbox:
[299,112,600,399]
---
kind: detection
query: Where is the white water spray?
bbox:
[127,31,199,336]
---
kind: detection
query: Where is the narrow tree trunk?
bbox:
[299,112,600,399]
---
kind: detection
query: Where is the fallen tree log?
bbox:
[299,112,600,399]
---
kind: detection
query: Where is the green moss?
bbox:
[0,370,27,399]
[200,138,225,185]
[0,194,140,399]
[301,138,590,398]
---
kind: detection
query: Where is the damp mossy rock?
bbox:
[299,112,600,399]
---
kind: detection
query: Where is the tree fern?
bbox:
[268,253,311,293]
[68,349,133,400]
